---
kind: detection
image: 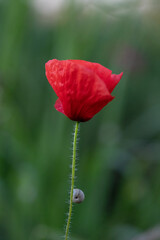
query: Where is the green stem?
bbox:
[65,121,79,240]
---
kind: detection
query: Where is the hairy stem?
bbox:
[65,121,79,240]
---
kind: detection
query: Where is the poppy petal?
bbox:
[78,95,114,121]
[109,72,123,93]
[69,60,123,94]
[69,60,112,90]
[45,59,113,121]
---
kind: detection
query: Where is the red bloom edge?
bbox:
[45,59,123,122]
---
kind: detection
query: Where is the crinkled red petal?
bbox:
[69,60,123,93]
[45,59,114,121]
[69,60,113,92]
[109,72,123,93]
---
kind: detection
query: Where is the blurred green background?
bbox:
[0,0,160,240]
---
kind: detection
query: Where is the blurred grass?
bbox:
[0,0,160,240]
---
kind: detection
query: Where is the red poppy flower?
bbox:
[45,59,123,122]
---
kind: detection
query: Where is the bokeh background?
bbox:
[0,0,160,240]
